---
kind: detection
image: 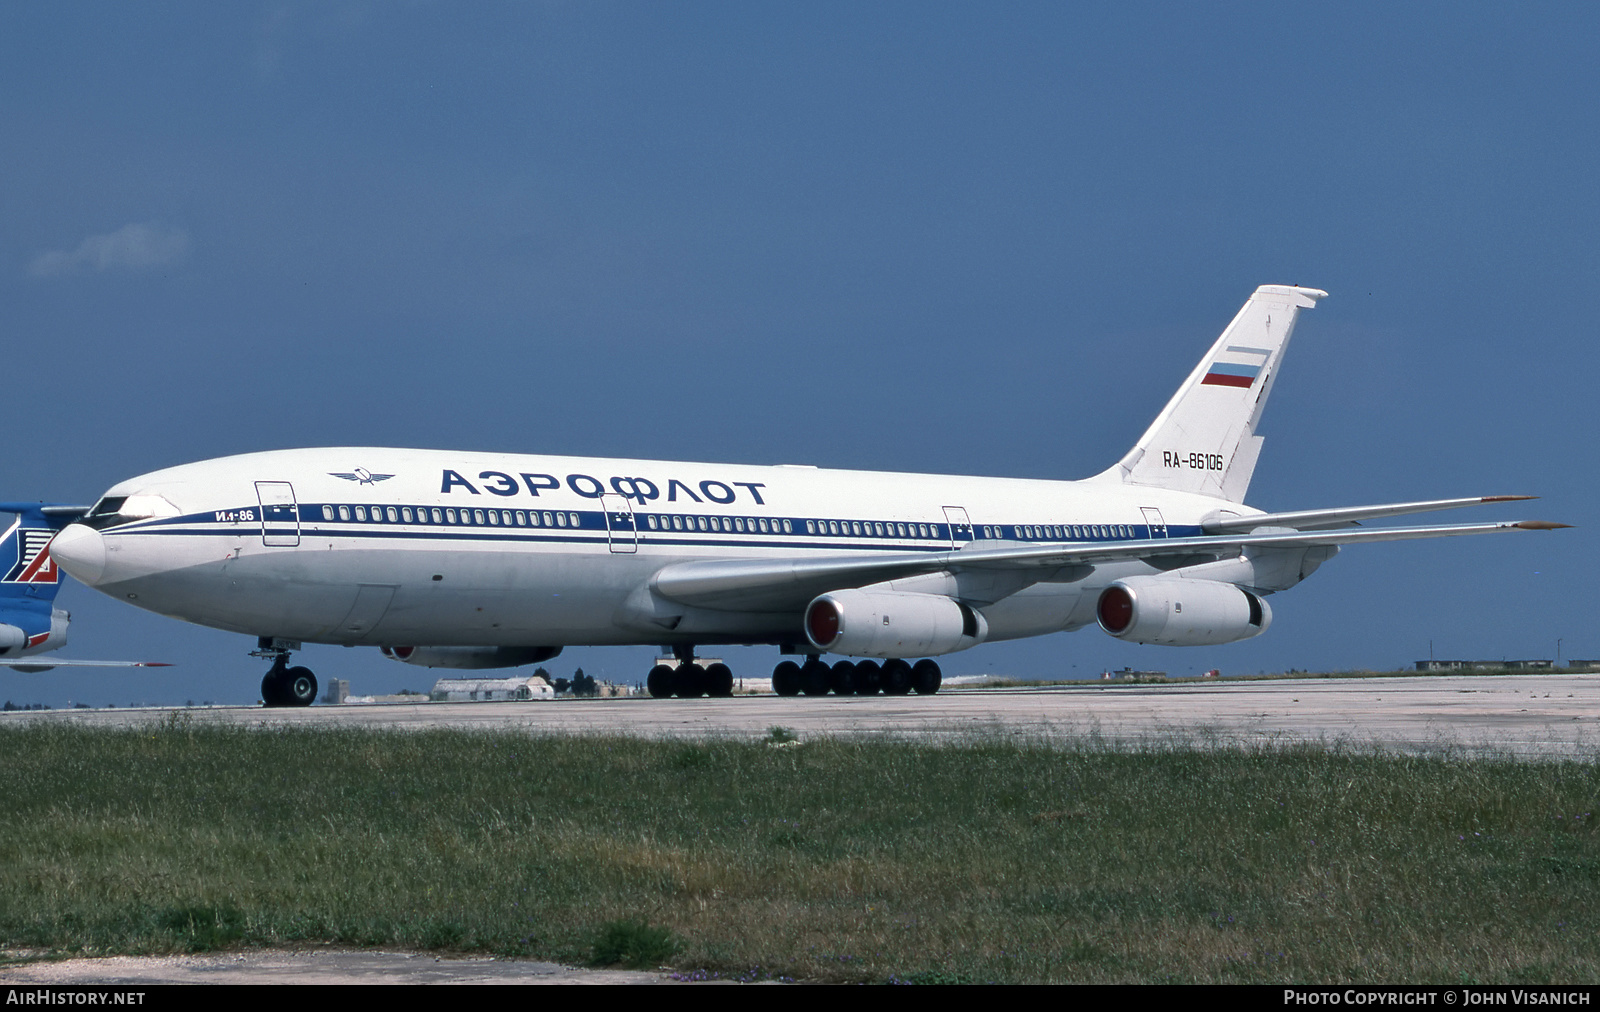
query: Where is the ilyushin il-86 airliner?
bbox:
[48,285,1564,706]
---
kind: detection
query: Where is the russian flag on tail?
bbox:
[1202,344,1271,388]
[1202,362,1261,388]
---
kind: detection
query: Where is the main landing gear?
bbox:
[643,646,943,700]
[646,645,735,699]
[771,657,942,697]
[253,638,318,708]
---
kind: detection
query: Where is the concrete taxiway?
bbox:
[8,673,1599,758]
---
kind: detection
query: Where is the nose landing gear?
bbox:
[253,638,317,708]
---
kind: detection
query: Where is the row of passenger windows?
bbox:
[320,504,585,528]
[804,519,942,539]
[986,524,1136,541]
[313,505,1136,542]
[645,514,794,534]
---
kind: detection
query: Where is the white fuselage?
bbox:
[52,446,1261,653]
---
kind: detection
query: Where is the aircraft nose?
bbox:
[50,524,107,586]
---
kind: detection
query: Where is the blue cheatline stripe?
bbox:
[105,505,1204,552]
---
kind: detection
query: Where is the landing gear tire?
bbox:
[854,660,882,696]
[705,662,735,698]
[852,660,884,696]
[647,664,675,698]
[284,666,318,707]
[261,659,316,708]
[881,658,914,696]
[912,659,942,695]
[674,663,707,698]
[772,661,802,697]
[261,666,287,707]
[830,660,858,696]
[800,659,831,696]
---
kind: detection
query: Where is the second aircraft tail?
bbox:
[0,503,87,657]
[0,504,73,596]
[1093,284,1327,502]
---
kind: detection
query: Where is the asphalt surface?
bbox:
[8,673,1599,758]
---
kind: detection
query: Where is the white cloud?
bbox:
[28,222,191,278]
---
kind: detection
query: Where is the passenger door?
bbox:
[255,481,300,547]
[601,493,638,554]
[943,506,974,548]
[1140,506,1168,539]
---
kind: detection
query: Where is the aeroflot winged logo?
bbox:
[329,467,396,485]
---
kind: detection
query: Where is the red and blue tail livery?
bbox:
[0,503,78,662]
[3,528,60,585]
[0,502,171,671]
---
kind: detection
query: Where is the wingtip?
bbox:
[1482,495,1538,503]
[1514,521,1572,530]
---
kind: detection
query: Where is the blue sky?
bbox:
[3,3,1595,706]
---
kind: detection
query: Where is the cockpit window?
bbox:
[83,497,128,529]
[82,494,180,530]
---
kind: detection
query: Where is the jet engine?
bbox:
[804,589,987,658]
[0,609,69,657]
[0,624,26,654]
[379,645,562,670]
[1096,577,1271,646]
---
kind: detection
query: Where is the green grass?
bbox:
[0,718,1596,982]
[590,918,678,968]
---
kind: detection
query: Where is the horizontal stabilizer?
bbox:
[1201,496,1538,533]
[0,659,173,671]
[0,503,90,519]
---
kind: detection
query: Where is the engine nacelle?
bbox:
[0,609,69,657]
[380,645,562,670]
[804,590,987,658]
[0,624,25,653]
[1096,577,1271,646]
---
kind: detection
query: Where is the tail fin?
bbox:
[1093,285,1327,502]
[0,504,85,602]
[0,504,86,657]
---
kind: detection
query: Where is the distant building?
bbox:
[431,675,554,702]
[321,678,349,704]
[1101,667,1167,680]
[1414,659,1555,672]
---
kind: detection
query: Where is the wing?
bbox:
[0,659,173,671]
[651,499,1566,612]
